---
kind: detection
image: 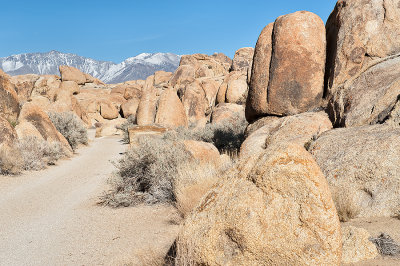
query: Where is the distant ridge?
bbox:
[0,51,181,84]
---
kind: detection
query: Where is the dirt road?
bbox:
[0,134,179,265]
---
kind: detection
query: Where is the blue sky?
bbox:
[0,0,337,63]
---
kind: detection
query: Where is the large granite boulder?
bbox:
[176,142,342,265]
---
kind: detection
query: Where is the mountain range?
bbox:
[0,51,181,84]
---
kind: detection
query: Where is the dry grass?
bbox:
[174,162,221,218]
[48,112,88,151]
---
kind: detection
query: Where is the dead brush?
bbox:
[370,233,400,257]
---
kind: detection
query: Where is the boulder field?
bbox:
[2,1,400,264]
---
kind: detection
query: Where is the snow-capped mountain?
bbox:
[0,51,181,84]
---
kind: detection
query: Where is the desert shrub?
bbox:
[165,112,248,154]
[117,115,136,144]
[48,112,88,151]
[0,145,23,175]
[17,136,66,171]
[370,233,400,256]
[100,136,192,207]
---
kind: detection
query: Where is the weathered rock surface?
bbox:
[99,100,119,120]
[155,89,188,128]
[230,47,254,72]
[169,65,196,88]
[267,11,326,116]
[154,71,173,86]
[341,226,378,264]
[225,76,248,104]
[15,121,44,141]
[182,80,208,125]
[246,23,274,122]
[31,75,61,101]
[0,116,18,148]
[18,103,72,153]
[177,142,342,265]
[327,55,400,127]
[0,69,20,124]
[180,53,230,78]
[325,0,400,97]
[309,124,400,218]
[121,98,140,119]
[240,112,332,159]
[211,103,245,124]
[136,89,158,126]
[183,140,220,165]
[246,11,325,120]
[59,66,87,85]
[60,81,79,95]
[10,74,40,103]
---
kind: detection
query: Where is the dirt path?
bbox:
[0,133,179,265]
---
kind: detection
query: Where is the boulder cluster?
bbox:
[2,0,400,264]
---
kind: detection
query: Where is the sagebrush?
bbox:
[164,112,248,154]
[48,112,88,151]
[0,136,66,175]
[100,136,192,207]
[117,115,136,144]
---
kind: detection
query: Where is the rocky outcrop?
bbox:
[59,65,87,85]
[217,71,248,105]
[154,71,173,86]
[10,74,40,103]
[0,116,18,148]
[59,81,79,95]
[179,53,230,78]
[31,75,61,101]
[121,98,140,119]
[182,80,208,125]
[230,47,254,72]
[327,50,400,128]
[177,142,342,265]
[18,103,72,153]
[0,69,20,124]
[155,89,188,128]
[341,226,378,264]
[168,65,195,89]
[183,140,220,165]
[136,89,158,126]
[246,23,274,122]
[325,0,400,98]
[211,103,244,125]
[309,124,400,218]
[246,11,325,121]
[99,100,119,120]
[240,112,332,159]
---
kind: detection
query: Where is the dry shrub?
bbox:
[117,115,136,144]
[370,233,400,256]
[331,185,361,222]
[17,136,66,170]
[0,145,23,175]
[174,162,223,218]
[100,136,192,207]
[0,136,66,175]
[48,111,88,151]
[164,112,248,154]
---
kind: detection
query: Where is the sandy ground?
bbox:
[0,132,179,265]
[343,217,400,266]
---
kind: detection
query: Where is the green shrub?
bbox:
[48,112,88,151]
